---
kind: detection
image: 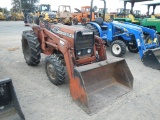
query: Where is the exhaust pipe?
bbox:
[0,78,25,120]
[142,48,160,70]
[72,59,133,114]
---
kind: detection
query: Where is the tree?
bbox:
[11,0,20,9]
[11,0,39,10]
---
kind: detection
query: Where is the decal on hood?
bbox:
[52,27,74,38]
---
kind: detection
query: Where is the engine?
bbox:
[51,25,94,58]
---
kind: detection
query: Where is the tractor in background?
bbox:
[114,0,160,33]
[0,8,7,21]
[86,0,160,69]
[72,6,94,25]
[10,8,24,21]
[32,4,57,25]
[144,2,160,19]
[97,8,107,18]
[23,9,35,26]
[98,8,116,22]
[56,5,73,25]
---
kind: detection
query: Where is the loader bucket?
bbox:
[73,59,133,114]
[0,78,25,120]
[142,48,160,70]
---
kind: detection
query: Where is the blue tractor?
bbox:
[86,0,160,69]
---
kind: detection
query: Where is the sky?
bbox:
[0,0,160,14]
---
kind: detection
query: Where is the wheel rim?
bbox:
[47,63,56,80]
[23,40,30,61]
[112,44,121,55]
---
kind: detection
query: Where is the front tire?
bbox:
[85,24,100,36]
[45,54,65,85]
[110,40,126,57]
[157,34,160,45]
[73,18,78,25]
[22,30,41,66]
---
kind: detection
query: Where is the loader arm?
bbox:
[74,8,81,13]
[124,22,157,40]
[32,25,89,105]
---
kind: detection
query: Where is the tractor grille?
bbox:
[74,31,94,57]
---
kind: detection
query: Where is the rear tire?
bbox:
[81,18,87,26]
[157,34,160,45]
[45,54,65,85]
[6,16,10,21]
[128,45,139,53]
[110,40,126,57]
[22,30,41,66]
[85,24,100,36]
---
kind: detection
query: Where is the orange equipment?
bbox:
[72,6,96,25]
[21,22,133,114]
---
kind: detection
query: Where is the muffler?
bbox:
[0,78,25,120]
[72,59,133,114]
[142,48,160,70]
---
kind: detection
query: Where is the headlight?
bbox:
[77,51,81,56]
[87,49,91,54]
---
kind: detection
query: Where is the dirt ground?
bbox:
[0,21,160,120]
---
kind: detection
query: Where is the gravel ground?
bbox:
[0,21,160,120]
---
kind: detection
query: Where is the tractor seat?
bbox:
[95,17,108,30]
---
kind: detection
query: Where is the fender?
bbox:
[109,22,132,41]
[87,22,103,37]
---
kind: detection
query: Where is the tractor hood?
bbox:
[112,21,143,32]
[145,18,160,22]
[50,24,93,46]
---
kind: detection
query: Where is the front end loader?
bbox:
[113,6,160,33]
[0,78,25,120]
[21,22,133,114]
[114,22,160,70]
